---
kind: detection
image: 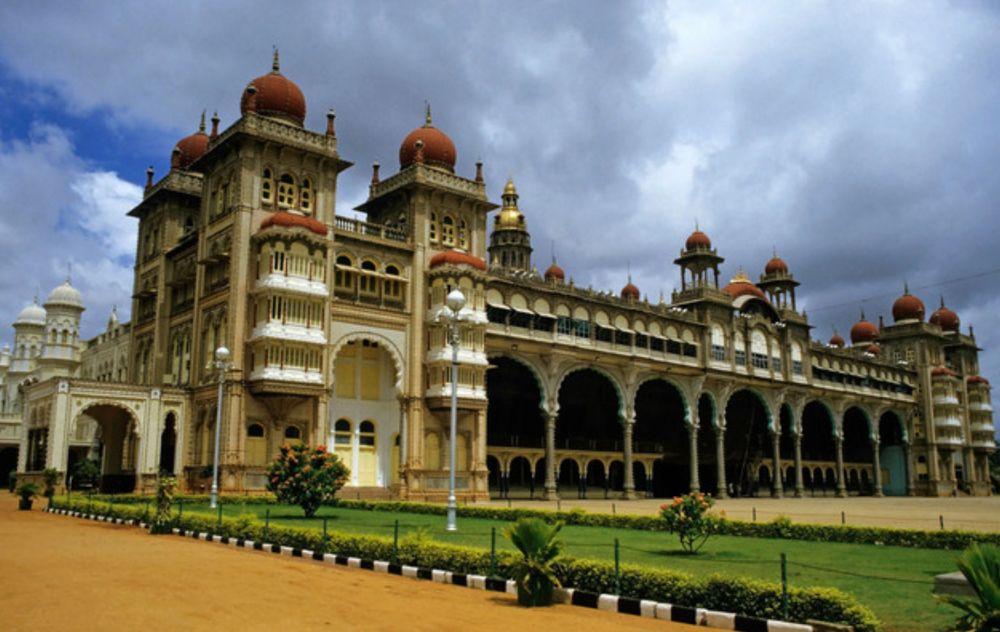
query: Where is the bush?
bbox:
[660,492,716,553]
[151,476,176,534]
[266,444,349,517]
[42,468,60,499]
[49,496,880,631]
[17,482,38,501]
[72,459,100,489]
[939,543,1000,632]
[505,518,564,606]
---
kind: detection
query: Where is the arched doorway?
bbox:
[0,447,17,489]
[159,413,177,475]
[556,369,621,452]
[608,460,624,492]
[486,455,501,497]
[81,404,138,494]
[558,459,580,495]
[696,394,718,494]
[779,404,795,490]
[724,390,770,497]
[843,407,874,495]
[802,401,837,495]
[632,461,648,495]
[634,379,689,497]
[508,456,533,497]
[585,459,606,495]
[486,357,544,449]
[878,411,907,496]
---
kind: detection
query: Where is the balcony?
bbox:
[934,415,962,429]
[970,421,996,434]
[971,438,996,449]
[969,402,993,412]
[933,394,959,406]
[248,366,323,385]
[937,435,964,446]
[251,322,327,345]
[255,273,327,297]
[334,216,407,243]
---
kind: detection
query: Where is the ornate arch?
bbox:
[804,398,839,438]
[553,363,626,418]
[486,352,550,414]
[844,402,877,441]
[723,386,777,431]
[631,373,692,425]
[330,331,406,394]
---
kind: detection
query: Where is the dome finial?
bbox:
[424,101,432,126]
[272,46,280,73]
[210,111,220,139]
[903,280,909,295]
[940,295,945,308]
[198,110,206,133]
[773,245,778,258]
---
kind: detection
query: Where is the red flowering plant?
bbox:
[266,443,350,517]
[659,492,718,554]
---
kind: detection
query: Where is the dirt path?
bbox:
[0,497,694,632]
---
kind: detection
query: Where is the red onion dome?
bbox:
[399,104,457,171]
[866,343,881,356]
[929,298,960,332]
[891,285,925,322]
[828,332,845,348]
[259,211,327,236]
[723,270,767,300]
[931,366,957,378]
[429,249,486,271]
[685,229,711,250]
[764,255,788,275]
[621,280,640,300]
[967,375,990,386]
[171,113,209,169]
[240,50,307,127]
[850,314,879,345]
[544,261,565,282]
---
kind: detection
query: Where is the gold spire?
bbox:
[503,176,517,197]
[730,267,751,284]
[495,176,524,230]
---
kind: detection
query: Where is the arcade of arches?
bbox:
[484,358,914,499]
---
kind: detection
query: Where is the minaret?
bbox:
[488,177,533,272]
[38,277,85,376]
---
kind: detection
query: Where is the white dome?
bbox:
[14,301,47,326]
[45,280,84,310]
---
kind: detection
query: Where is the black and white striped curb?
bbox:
[46,508,812,631]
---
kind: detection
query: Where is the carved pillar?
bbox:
[903,442,916,496]
[544,412,557,500]
[623,415,636,499]
[715,421,728,499]
[771,429,783,498]
[793,432,804,498]
[872,439,884,497]
[688,423,700,493]
[835,435,847,497]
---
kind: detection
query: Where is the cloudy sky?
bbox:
[0,1,997,392]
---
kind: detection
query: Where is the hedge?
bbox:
[49,496,880,631]
[71,491,1000,551]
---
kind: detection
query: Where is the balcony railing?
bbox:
[334,216,407,242]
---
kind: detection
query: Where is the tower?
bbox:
[488,177,532,273]
[38,278,85,377]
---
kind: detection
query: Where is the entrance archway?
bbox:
[843,407,874,495]
[159,413,177,475]
[0,447,17,488]
[724,390,770,497]
[80,404,139,493]
[556,369,620,451]
[486,357,544,449]
[878,411,907,496]
[802,401,837,495]
[634,379,689,497]
[696,394,718,494]
[558,459,580,494]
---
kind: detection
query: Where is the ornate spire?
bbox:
[903,281,910,295]
[272,46,280,73]
[424,101,432,126]
[198,110,206,133]
[145,166,154,190]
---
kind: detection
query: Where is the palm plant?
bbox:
[940,543,1000,632]
[504,518,564,607]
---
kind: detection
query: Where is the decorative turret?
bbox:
[488,177,532,273]
[850,310,879,345]
[39,277,85,369]
[674,223,724,292]
[757,248,800,310]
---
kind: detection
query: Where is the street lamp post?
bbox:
[440,288,467,532]
[209,346,232,509]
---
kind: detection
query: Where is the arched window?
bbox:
[359,260,378,296]
[277,174,296,208]
[335,255,356,293]
[246,423,266,466]
[458,219,468,249]
[442,215,455,246]
[429,212,438,242]
[261,168,274,204]
[300,177,312,214]
[334,419,352,443]
[384,265,402,301]
[359,420,376,446]
[284,425,302,444]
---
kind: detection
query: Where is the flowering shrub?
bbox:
[266,443,349,517]
[660,492,717,553]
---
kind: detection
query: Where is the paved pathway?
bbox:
[482,494,1000,531]
[0,495,694,631]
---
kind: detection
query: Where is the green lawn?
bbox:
[179,501,960,632]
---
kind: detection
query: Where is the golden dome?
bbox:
[494,177,526,230]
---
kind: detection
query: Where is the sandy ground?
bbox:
[0,497,695,632]
[483,495,1000,531]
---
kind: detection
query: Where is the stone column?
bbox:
[872,439,884,497]
[903,442,916,496]
[771,429,783,498]
[623,416,636,499]
[835,435,847,497]
[715,422,728,499]
[793,432,804,498]
[688,423,700,493]
[544,412,557,500]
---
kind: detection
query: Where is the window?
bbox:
[429,212,438,242]
[284,426,302,441]
[557,316,573,335]
[793,360,803,375]
[359,421,376,446]
[771,356,782,372]
[573,319,590,339]
[277,174,296,208]
[385,265,403,300]
[334,419,351,445]
[359,260,378,295]
[335,255,356,293]
[300,178,312,214]
[458,219,468,249]
[246,424,266,466]
[735,348,747,366]
[712,345,726,361]
[442,215,455,246]
[752,353,769,369]
[261,168,274,204]
[271,249,286,274]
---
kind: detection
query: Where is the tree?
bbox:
[266,444,349,517]
[42,468,60,499]
[659,492,717,554]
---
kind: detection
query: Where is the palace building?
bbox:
[3,53,994,499]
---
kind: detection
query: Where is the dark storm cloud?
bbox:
[0,1,997,389]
